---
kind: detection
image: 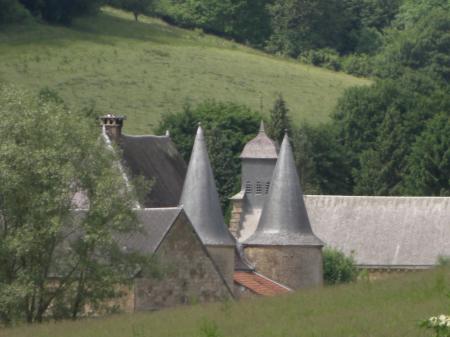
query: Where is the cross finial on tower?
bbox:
[259,120,265,134]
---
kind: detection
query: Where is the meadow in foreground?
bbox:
[2,268,449,337]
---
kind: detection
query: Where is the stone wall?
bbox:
[206,245,235,290]
[229,196,244,239]
[134,213,232,311]
[245,246,323,290]
[233,283,256,299]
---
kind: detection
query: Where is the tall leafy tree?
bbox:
[404,110,450,196]
[293,123,352,195]
[375,5,450,84]
[117,0,153,21]
[154,0,271,45]
[333,72,447,195]
[18,0,103,24]
[0,0,29,24]
[0,85,145,323]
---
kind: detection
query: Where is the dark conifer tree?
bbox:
[267,94,291,144]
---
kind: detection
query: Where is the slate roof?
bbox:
[180,126,235,246]
[119,134,187,208]
[234,271,292,296]
[306,195,450,268]
[66,208,183,255]
[245,134,323,246]
[118,208,182,254]
[240,121,278,159]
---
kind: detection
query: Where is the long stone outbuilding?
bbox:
[91,115,450,310]
[230,123,450,276]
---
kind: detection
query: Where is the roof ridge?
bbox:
[252,271,292,291]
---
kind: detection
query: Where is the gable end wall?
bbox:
[134,212,232,311]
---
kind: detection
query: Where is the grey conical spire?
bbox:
[180,125,235,246]
[245,133,323,246]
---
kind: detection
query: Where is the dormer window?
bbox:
[256,181,262,195]
[265,182,270,194]
[245,181,252,194]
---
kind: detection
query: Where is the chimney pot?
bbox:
[99,114,126,142]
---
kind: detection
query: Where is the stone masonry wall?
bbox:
[245,246,323,290]
[206,245,235,290]
[134,213,232,311]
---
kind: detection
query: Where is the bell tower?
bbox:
[229,121,278,240]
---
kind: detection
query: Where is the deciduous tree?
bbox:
[0,85,146,323]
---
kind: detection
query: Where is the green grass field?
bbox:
[0,7,370,134]
[2,268,449,337]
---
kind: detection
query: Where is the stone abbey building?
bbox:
[95,115,450,311]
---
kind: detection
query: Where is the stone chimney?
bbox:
[99,114,126,142]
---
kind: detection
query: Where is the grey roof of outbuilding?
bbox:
[118,208,182,254]
[245,134,323,246]
[67,208,182,254]
[179,126,235,246]
[120,134,187,208]
[240,121,278,159]
[306,195,450,267]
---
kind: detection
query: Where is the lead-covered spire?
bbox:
[245,133,323,246]
[180,125,235,246]
[240,120,278,159]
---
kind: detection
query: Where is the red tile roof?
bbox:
[234,271,292,296]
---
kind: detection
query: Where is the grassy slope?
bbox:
[0,7,370,134]
[3,268,449,337]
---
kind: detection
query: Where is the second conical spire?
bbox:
[245,133,323,246]
[180,125,235,246]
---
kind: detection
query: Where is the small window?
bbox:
[245,181,252,194]
[256,181,262,195]
[265,182,270,194]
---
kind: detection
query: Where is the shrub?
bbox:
[0,0,30,25]
[323,247,359,285]
[298,48,341,71]
[421,315,450,337]
[341,53,374,77]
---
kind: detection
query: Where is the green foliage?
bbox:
[375,5,450,84]
[198,318,222,337]
[292,123,352,195]
[420,315,450,337]
[18,0,103,24]
[0,0,30,24]
[395,0,450,29]
[403,111,450,196]
[156,101,261,211]
[341,53,374,77]
[331,71,450,195]
[267,94,291,143]
[154,0,271,45]
[323,247,359,285]
[267,0,401,57]
[0,84,146,323]
[110,0,153,21]
[298,48,341,71]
